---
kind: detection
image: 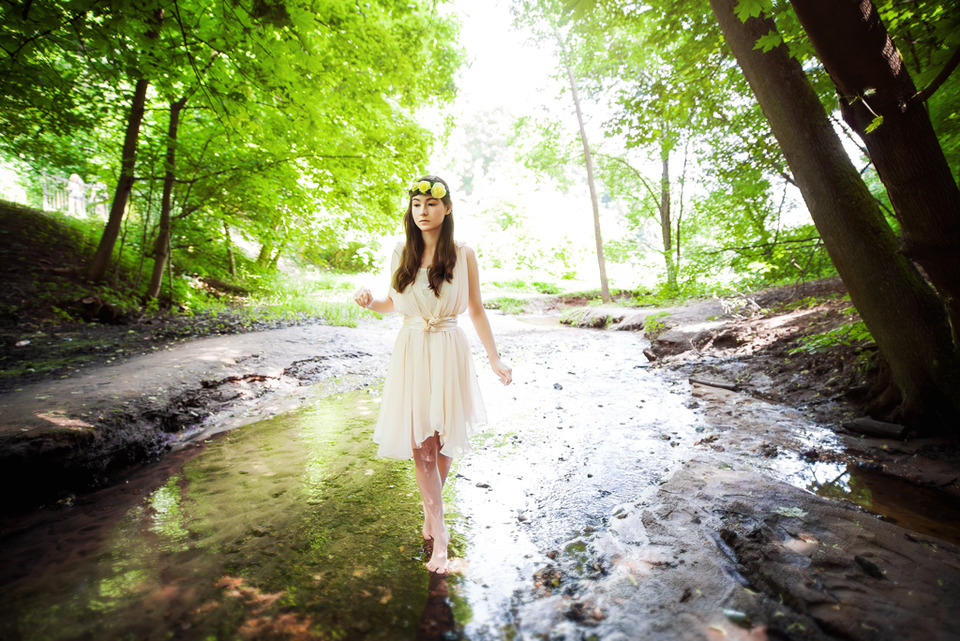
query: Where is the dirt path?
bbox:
[1,306,959,640]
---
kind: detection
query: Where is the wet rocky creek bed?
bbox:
[1,314,959,640]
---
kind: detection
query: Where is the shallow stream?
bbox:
[0,320,953,640]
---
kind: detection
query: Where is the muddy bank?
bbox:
[0,323,393,514]
[529,461,960,641]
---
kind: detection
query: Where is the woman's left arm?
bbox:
[465,246,512,386]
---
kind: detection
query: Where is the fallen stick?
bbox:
[688,377,739,392]
[841,417,907,439]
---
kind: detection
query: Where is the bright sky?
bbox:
[444,0,555,111]
[416,0,647,289]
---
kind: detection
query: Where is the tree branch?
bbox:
[702,237,822,256]
[911,43,960,104]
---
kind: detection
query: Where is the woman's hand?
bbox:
[491,356,512,386]
[354,288,372,309]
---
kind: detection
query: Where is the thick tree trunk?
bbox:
[710,0,960,430]
[567,65,611,303]
[86,77,150,282]
[659,134,677,291]
[790,0,960,346]
[146,98,186,299]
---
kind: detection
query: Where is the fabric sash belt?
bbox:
[403,315,458,333]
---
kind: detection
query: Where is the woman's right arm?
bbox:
[354,288,395,314]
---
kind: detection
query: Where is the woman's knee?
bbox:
[413,436,440,466]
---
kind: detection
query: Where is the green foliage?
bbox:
[532,281,561,295]
[484,296,527,314]
[754,30,783,52]
[644,311,670,334]
[1,0,463,308]
[734,0,774,21]
[490,279,537,292]
[0,201,375,329]
[788,320,873,355]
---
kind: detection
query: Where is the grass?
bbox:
[484,296,527,315]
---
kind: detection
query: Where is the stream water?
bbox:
[0,320,954,640]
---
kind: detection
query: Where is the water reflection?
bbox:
[810,464,960,545]
[0,388,467,640]
[417,570,458,641]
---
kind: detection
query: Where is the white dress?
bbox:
[373,242,487,458]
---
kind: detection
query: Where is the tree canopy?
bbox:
[1,0,463,284]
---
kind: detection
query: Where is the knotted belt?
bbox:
[403,315,458,333]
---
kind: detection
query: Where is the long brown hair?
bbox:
[392,175,456,297]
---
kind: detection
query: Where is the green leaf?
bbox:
[864,115,884,134]
[734,0,772,21]
[754,30,783,53]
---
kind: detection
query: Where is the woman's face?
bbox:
[411,194,450,234]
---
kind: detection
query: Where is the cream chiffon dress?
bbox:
[373,242,487,459]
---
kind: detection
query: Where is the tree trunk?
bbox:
[146,97,187,299]
[659,132,678,291]
[224,221,236,277]
[86,76,150,282]
[790,0,960,346]
[86,8,162,282]
[268,235,288,271]
[566,65,611,303]
[257,238,275,266]
[709,0,960,430]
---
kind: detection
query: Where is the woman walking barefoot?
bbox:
[354,175,512,574]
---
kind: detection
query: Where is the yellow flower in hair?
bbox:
[417,180,431,194]
[430,183,446,199]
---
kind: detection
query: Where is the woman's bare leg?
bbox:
[413,434,449,573]
[438,451,453,486]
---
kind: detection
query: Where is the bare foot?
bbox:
[425,524,449,574]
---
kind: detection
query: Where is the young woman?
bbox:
[354,175,512,573]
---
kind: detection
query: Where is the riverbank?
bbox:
[0,321,394,514]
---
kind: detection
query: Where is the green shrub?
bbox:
[532,281,560,295]
[490,279,536,292]
[788,320,873,355]
[485,296,526,314]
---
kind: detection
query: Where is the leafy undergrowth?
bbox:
[0,201,378,392]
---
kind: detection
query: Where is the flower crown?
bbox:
[409,179,447,199]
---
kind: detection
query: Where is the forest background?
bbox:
[1,0,959,430]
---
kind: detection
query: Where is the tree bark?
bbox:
[146,97,187,299]
[659,132,677,291]
[224,221,236,277]
[710,0,960,430]
[567,64,611,303]
[86,8,162,282]
[257,238,275,266]
[789,0,960,346]
[86,76,150,282]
